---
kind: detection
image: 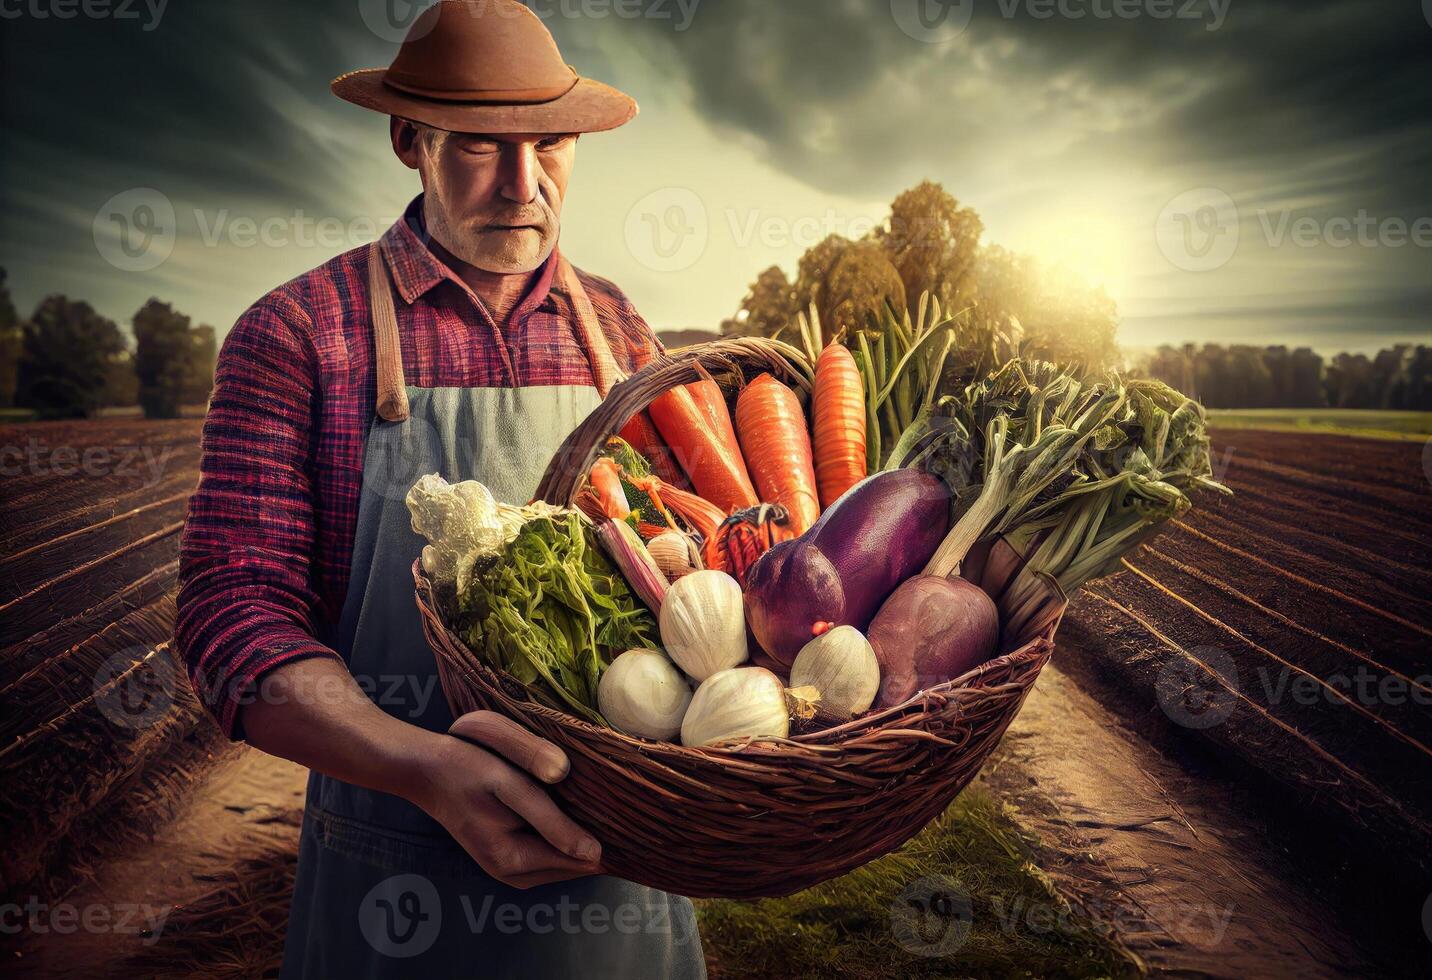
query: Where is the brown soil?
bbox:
[1067,430,1432,874]
[983,662,1395,979]
[7,747,307,978]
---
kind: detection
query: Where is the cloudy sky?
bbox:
[2,0,1428,355]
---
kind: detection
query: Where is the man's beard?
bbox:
[430,201,559,274]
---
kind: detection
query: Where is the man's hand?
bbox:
[240,659,601,889]
[411,711,604,889]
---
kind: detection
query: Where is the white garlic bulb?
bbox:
[658,570,748,681]
[647,531,696,580]
[598,650,692,741]
[789,625,880,717]
[681,667,790,747]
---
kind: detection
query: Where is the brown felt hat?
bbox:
[332,0,637,134]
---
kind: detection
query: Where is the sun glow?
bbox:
[1022,210,1129,308]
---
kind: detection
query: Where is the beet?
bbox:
[743,470,951,667]
[867,575,999,709]
[742,538,845,670]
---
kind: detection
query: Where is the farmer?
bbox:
[175,2,703,976]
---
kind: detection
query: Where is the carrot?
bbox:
[812,343,868,508]
[733,374,820,534]
[687,379,734,442]
[619,411,691,490]
[647,384,758,513]
[575,458,631,523]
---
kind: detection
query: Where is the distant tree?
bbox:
[872,181,983,315]
[133,299,204,418]
[723,265,797,339]
[1404,346,1432,410]
[1325,352,1376,409]
[1143,344,1197,397]
[1141,343,1326,408]
[17,295,126,418]
[1286,347,1325,407]
[184,324,217,405]
[966,246,1118,375]
[0,268,19,407]
[794,235,906,343]
[103,350,140,407]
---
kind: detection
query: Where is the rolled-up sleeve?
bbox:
[176,295,342,739]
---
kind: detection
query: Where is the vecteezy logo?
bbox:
[1155,646,1239,730]
[363,413,443,503]
[358,0,439,43]
[623,187,709,273]
[1156,187,1240,273]
[93,188,176,273]
[889,0,974,43]
[359,874,442,958]
[93,646,176,730]
[890,874,973,957]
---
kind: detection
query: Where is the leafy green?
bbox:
[902,359,1228,582]
[456,513,659,724]
[1002,378,1230,602]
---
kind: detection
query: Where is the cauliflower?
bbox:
[405,474,570,594]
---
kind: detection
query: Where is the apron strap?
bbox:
[555,252,627,398]
[367,242,625,420]
[369,241,411,423]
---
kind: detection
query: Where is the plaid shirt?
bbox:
[177,197,661,738]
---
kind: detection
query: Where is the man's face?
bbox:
[394,121,578,274]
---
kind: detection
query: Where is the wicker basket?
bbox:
[414,338,1063,899]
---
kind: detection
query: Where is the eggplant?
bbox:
[743,470,951,667]
[807,470,951,627]
[867,575,999,708]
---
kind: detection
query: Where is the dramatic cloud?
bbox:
[1,0,1427,353]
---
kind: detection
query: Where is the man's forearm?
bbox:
[240,657,445,806]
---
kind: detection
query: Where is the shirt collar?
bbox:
[378,195,559,318]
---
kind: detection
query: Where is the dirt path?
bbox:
[982,661,1404,978]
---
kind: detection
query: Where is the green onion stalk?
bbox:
[903,360,1227,585]
[999,382,1232,612]
[914,362,1133,578]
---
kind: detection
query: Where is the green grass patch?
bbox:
[1207,408,1432,441]
[697,788,1139,979]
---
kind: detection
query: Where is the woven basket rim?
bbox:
[414,558,1052,757]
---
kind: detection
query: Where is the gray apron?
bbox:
[279,242,705,979]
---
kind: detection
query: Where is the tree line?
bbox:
[720,181,1120,376]
[1137,343,1432,411]
[0,267,216,419]
[719,180,1428,411]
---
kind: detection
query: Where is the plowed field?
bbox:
[1059,428,1432,864]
